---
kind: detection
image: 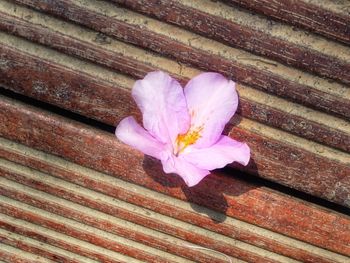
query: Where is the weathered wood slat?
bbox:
[7,0,350,120]
[0,4,349,152]
[0,196,199,263]
[0,145,348,263]
[0,244,54,263]
[0,161,257,262]
[0,228,96,263]
[0,32,349,206]
[0,220,132,263]
[108,0,350,84]
[0,139,343,263]
[0,39,348,157]
[0,211,144,263]
[0,0,349,260]
[224,0,350,45]
[0,172,279,262]
[0,96,349,261]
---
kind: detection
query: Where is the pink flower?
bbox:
[115,71,250,187]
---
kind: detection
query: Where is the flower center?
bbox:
[174,126,203,156]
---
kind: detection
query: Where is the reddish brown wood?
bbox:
[0,96,349,257]
[0,221,120,263]
[0,183,272,263]
[0,202,173,262]
[224,0,350,45]
[7,1,350,120]
[0,250,43,263]
[110,0,350,84]
[237,98,350,152]
[0,40,349,153]
[0,233,80,263]
[1,44,350,204]
[0,147,339,263]
[0,45,136,126]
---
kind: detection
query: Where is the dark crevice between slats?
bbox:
[0,28,348,152]
[1,86,349,216]
[7,0,350,122]
[224,166,350,216]
[0,87,114,133]
[109,0,350,85]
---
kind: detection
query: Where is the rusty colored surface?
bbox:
[0,202,183,263]
[0,149,338,263]
[0,186,271,263]
[0,96,349,262]
[109,0,350,84]
[8,0,350,121]
[0,40,349,206]
[0,7,349,152]
[0,0,349,261]
[0,35,348,153]
[0,229,82,263]
[224,0,350,45]
[0,245,53,263]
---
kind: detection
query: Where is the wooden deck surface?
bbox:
[0,0,349,262]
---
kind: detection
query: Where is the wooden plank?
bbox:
[0,97,349,260]
[0,244,54,263]
[0,35,348,155]
[6,0,350,120]
[0,208,144,263]
[0,228,96,263]
[108,0,350,84]
[0,4,348,151]
[0,197,198,263]
[0,33,349,206]
[0,177,275,262]
[0,0,349,260]
[0,137,346,263]
[224,0,350,45]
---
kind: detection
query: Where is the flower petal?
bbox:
[132,71,190,144]
[184,72,238,148]
[182,136,250,170]
[115,116,165,159]
[161,155,210,187]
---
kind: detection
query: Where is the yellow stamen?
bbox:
[175,126,203,155]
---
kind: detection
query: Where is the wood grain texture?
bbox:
[0,4,348,152]
[0,228,92,263]
[109,0,350,84]
[0,142,343,263]
[224,0,350,45]
[0,41,349,206]
[0,96,349,261]
[8,0,350,121]
[0,29,348,154]
[0,199,192,263]
[0,0,349,261]
[0,244,53,263]
[0,176,276,262]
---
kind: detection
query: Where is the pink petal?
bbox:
[115,116,165,159]
[182,136,250,170]
[161,155,210,187]
[184,72,238,148]
[132,71,190,144]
